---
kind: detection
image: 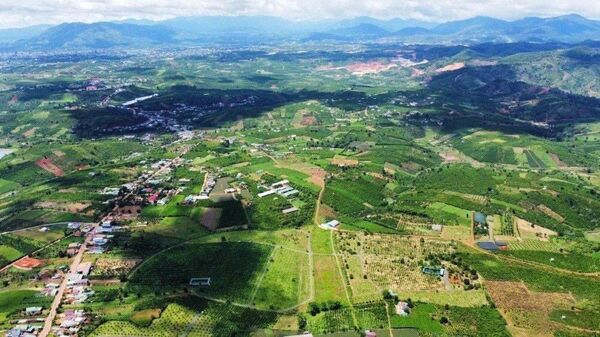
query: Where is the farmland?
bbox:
[0,23,598,337]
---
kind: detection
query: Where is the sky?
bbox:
[0,0,599,29]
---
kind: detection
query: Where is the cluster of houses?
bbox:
[88,221,115,254]
[184,174,216,204]
[6,322,43,337]
[5,306,47,337]
[257,180,299,198]
[64,262,94,304]
[53,310,88,337]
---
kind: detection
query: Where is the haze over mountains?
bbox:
[1,14,599,50]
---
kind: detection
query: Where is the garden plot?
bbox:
[335,232,455,293]
[516,218,558,241]
[485,281,574,336]
[91,303,199,337]
[91,258,141,279]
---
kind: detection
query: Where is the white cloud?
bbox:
[0,0,598,28]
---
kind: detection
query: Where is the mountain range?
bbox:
[1,14,599,50]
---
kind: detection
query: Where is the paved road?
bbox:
[39,229,91,337]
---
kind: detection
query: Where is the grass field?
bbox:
[313,255,347,304]
[128,242,273,303]
[252,247,311,310]
[0,289,51,326]
[427,202,472,226]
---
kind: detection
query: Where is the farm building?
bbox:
[258,190,277,198]
[477,241,502,251]
[320,220,340,230]
[422,266,445,277]
[282,207,299,214]
[271,180,289,188]
[189,277,211,286]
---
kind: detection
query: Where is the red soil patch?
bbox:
[301,115,318,126]
[435,62,465,73]
[14,257,43,270]
[36,158,65,177]
[344,61,396,75]
[307,167,327,188]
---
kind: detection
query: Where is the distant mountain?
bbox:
[334,16,434,31]
[308,14,600,43]
[0,24,51,43]
[3,14,600,50]
[432,16,509,35]
[328,23,390,38]
[13,22,175,49]
[425,14,600,43]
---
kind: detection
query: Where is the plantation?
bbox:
[323,174,386,217]
[91,302,278,337]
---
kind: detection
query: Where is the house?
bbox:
[365,331,377,337]
[6,329,21,337]
[286,334,313,337]
[431,224,443,231]
[76,262,92,276]
[25,307,42,316]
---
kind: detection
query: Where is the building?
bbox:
[25,307,42,316]
[258,190,277,198]
[189,278,211,286]
[320,220,340,230]
[282,207,299,214]
[422,266,445,277]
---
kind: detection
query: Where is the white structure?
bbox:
[320,220,340,230]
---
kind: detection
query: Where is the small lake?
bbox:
[0,148,14,159]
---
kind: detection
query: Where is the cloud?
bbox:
[0,0,599,28]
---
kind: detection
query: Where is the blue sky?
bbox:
[0,0,598,28]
